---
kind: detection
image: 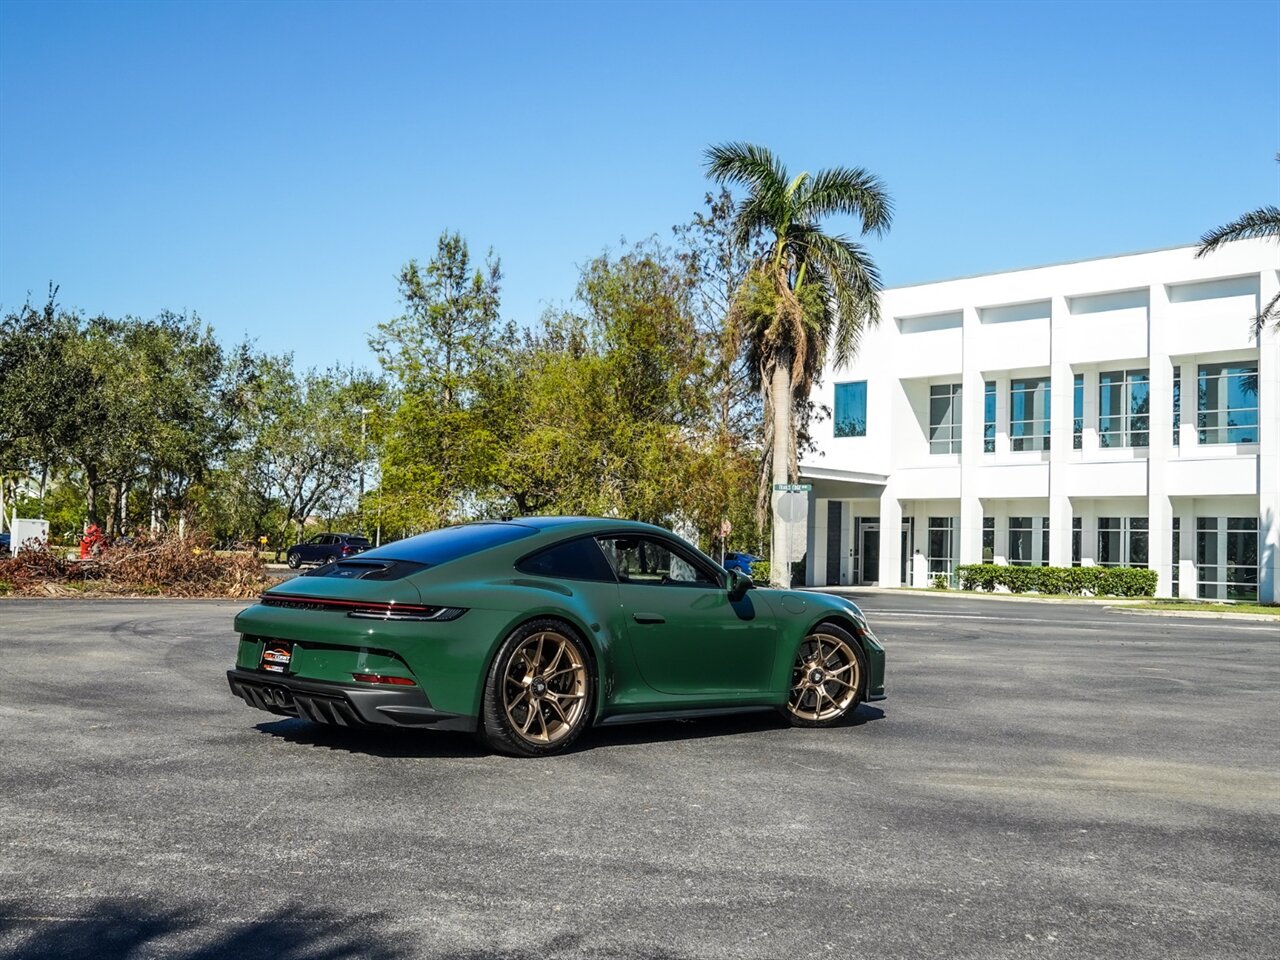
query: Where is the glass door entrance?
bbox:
[860,524,880,585]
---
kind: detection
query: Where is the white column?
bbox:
[1147,283,1174,597]
[959,305,985,566]
[1258,269,1280,603]
[1176,500,1197,599]
[1078,502,1098,566]
[808,499,823,587]
[879,490,902,587]
[1048,295,1073,566]
[1081,368,1100,457]
[959,496,984,566]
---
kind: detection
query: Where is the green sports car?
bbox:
[227,517,886,756]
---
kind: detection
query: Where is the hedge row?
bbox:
[954,563,1157,597]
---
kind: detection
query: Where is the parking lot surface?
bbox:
[1,594,1276,959]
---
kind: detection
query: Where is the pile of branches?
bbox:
[0,534,272,598]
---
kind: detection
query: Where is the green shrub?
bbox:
[1100,566,1158,597]
[750,560,770,584]
[951,563,1156,597]
[1036,566,1067,595]
[957,564,1000,591]
[931,573,948,590]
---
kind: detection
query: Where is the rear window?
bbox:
[347,537,371,546]
[302,559,428,581]
[359,523,537,567]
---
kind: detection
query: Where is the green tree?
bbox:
[0,289,97,529]
[477,240,758,551]
[248,362,382,546]
[0,297,245,536]
[371,232,504,531]
[1196,155,1280,334]
[704,143,892,583]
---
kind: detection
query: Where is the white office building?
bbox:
[800,239,1279,603]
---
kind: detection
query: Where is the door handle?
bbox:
[632,612,665,624]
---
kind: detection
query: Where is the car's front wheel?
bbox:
[785,624,866,727]
[286,552,301,569]
[480,619,594,757]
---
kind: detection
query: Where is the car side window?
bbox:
[596,536,719,587]
[515,537,617,582]
[308,535,326,545]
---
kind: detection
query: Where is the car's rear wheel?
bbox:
[480,619,593,757]
[286,552,301,569]
[785,624,866,727]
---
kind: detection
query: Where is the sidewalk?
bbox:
[804,585,1279,621]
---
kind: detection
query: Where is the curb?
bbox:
[1111,608,1280,623]
[805,586,1144,606]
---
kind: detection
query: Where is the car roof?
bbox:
[489,516,677,535]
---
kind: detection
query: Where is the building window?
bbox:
[1196,517,1258,600]
[1097,517,1148,567]
[1041,517,1050,567]
[1010,378,1050,451]
[1071,517,1082,567]
[1009,516,1035,566]
[1073,374,1083,449]
[1098,369,1150,448]
[982,517,995,562]
[1171,517,1180,592]
[1129,517,1148,567]
[1197,363,1258,444]
[928,384,963,454]
[1172,366,1181,446]
[983,381,995,453]
[833,381,867,438]
[927,517,957,579]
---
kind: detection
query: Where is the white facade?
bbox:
[801,240,1280,603]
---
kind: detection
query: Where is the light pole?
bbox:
[358,407,371,533]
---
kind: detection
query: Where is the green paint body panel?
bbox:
[230,518,886,728]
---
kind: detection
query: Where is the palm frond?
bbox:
[797,230,883,368]
[703,142,788,194]
[1254,289,1280,338]
[799,166,894,236]
[705,142,794,254]
[733,190,789,252]
[1196,205,1280,257]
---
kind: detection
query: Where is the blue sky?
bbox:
[1,0,1276,371]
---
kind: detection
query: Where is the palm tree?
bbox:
[1195,155,1280,335]
[705,142,892,585]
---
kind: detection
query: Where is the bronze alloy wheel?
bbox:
[501,629,589,746]
[787,629,863,725]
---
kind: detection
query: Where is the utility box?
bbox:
[10,518,50,552]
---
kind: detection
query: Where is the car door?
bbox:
[597,534,777,697]
[300,534,327,563]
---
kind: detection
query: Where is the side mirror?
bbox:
[727,569,754,601]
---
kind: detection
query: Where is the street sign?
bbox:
[775,492,808,524]
[773,483,813,492]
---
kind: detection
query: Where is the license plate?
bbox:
[260,641,294,674]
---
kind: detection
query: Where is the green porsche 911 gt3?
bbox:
[227,517,886,756]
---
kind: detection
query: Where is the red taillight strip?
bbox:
[260,593,433,614]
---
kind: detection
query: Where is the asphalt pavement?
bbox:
[0,593,1276,960]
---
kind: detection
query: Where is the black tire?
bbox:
[286,552,302,569]
[479,618,595,757]
[783,622,867,728]
[323,554,337,566]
